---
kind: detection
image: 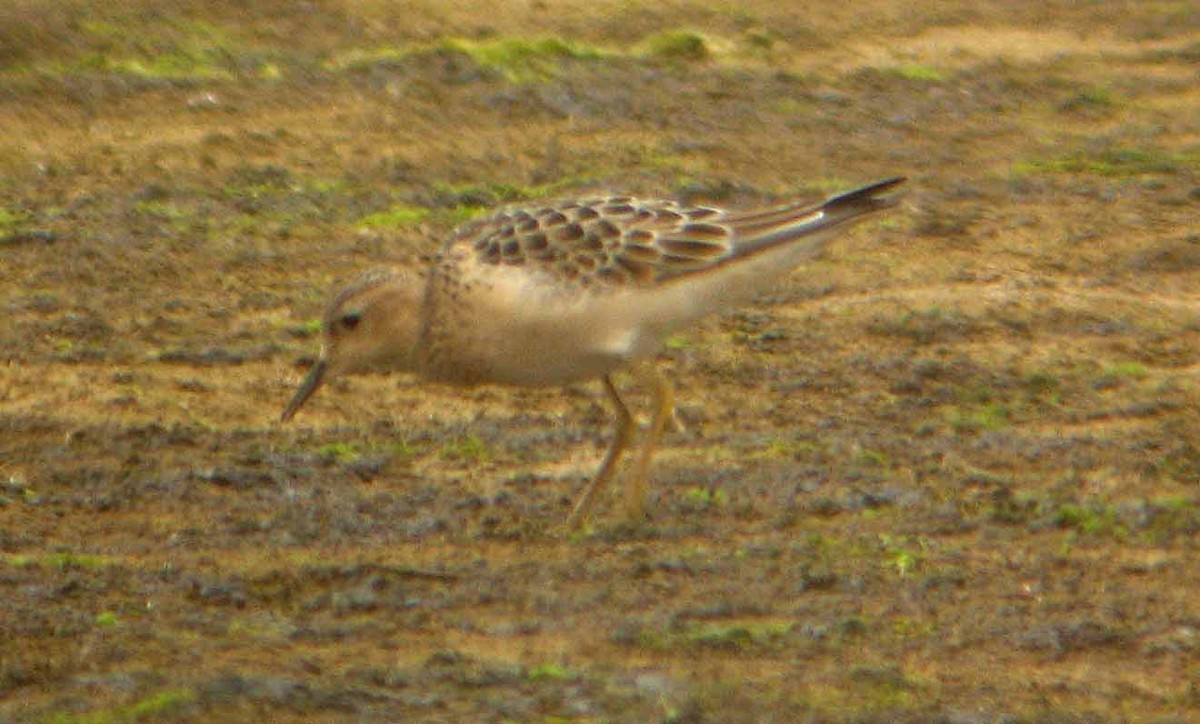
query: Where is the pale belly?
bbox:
[417,279,660,388]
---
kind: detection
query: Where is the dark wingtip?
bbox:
[823,176,907,215]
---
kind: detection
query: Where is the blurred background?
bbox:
[2,2,1198,721]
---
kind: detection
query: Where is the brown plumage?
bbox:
[281,177,906,528]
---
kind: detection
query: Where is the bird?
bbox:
[280,176,906,528]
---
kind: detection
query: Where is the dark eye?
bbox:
[340,311,362,330]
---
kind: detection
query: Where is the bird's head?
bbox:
[280,269,423,422]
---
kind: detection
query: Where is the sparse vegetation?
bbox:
[1058,86,1120,113]
[639,30,713,62]
[631,619,796,652]
[2,1,1197,721]
[886,64,945,82]
[1,552,112,569]
[1014,146,1199,177]
[867,307,980,344]
[442,36,607,82]
[948,400,1010,433]
[318,441,361,462]
[682,486,729,509]
[525,662,580,682]
[1055,502,1123,537]
[664,334,692,350]
[439,434,492,462]
[46,688,196,723]
[0,208,29,233]
[328,36,607,81]
[356,205,430,229]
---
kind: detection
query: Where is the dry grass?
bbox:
[2,1,1198,721]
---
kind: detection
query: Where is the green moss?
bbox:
[48,688,196,723]
[440,434,491,462]
[878,535,926,578]
[1,552,110,569]
[431,179,581,207]
[328,36,606,82]
[665,334,692,350]
[1059,87,1120,112]
[318,441,360,463]
[949,402,1010,433]
[758,436,825,460]
[1092,361,1151,390]
[100,54,232,80]
[1014,147,1199,177]
[885,64,945,82]
[526,662,580,682]
[63,20,245,81]
[640,31,713,62]
[257,62,282,80]
[135,200,189,221]
[1055,503,1123,536]
[289,319,323,337]
[445,36,605,82]
[303,177,348,195]
[79,20,125,39]
[841,665,920,710]
[1103,361,1149,379]
[1150,495,1191,512]
[0,208,29,233]
[324,47,410,71]
[742,29,777,51]
[439,205,492,225]
[890,616,936,639]
[330,30,787,82]
[357,205,431,229]
[126,691,194,720]
[682,487,729,508]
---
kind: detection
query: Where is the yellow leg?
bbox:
[625,365,674,521]
[566,374,635,529]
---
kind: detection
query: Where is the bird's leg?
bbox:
[566,374,635,529]
[625,364,674,521]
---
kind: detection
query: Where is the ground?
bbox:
[1,1,1199,721]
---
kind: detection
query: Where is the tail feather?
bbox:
[624,176,906,346]
[820,175,907,219]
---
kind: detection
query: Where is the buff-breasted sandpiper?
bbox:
[281,176,906,528]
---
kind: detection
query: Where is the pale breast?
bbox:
[415,251,651,387]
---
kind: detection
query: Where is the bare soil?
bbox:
[2,1,1199,721]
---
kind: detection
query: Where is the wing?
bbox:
[444,177,905,288]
